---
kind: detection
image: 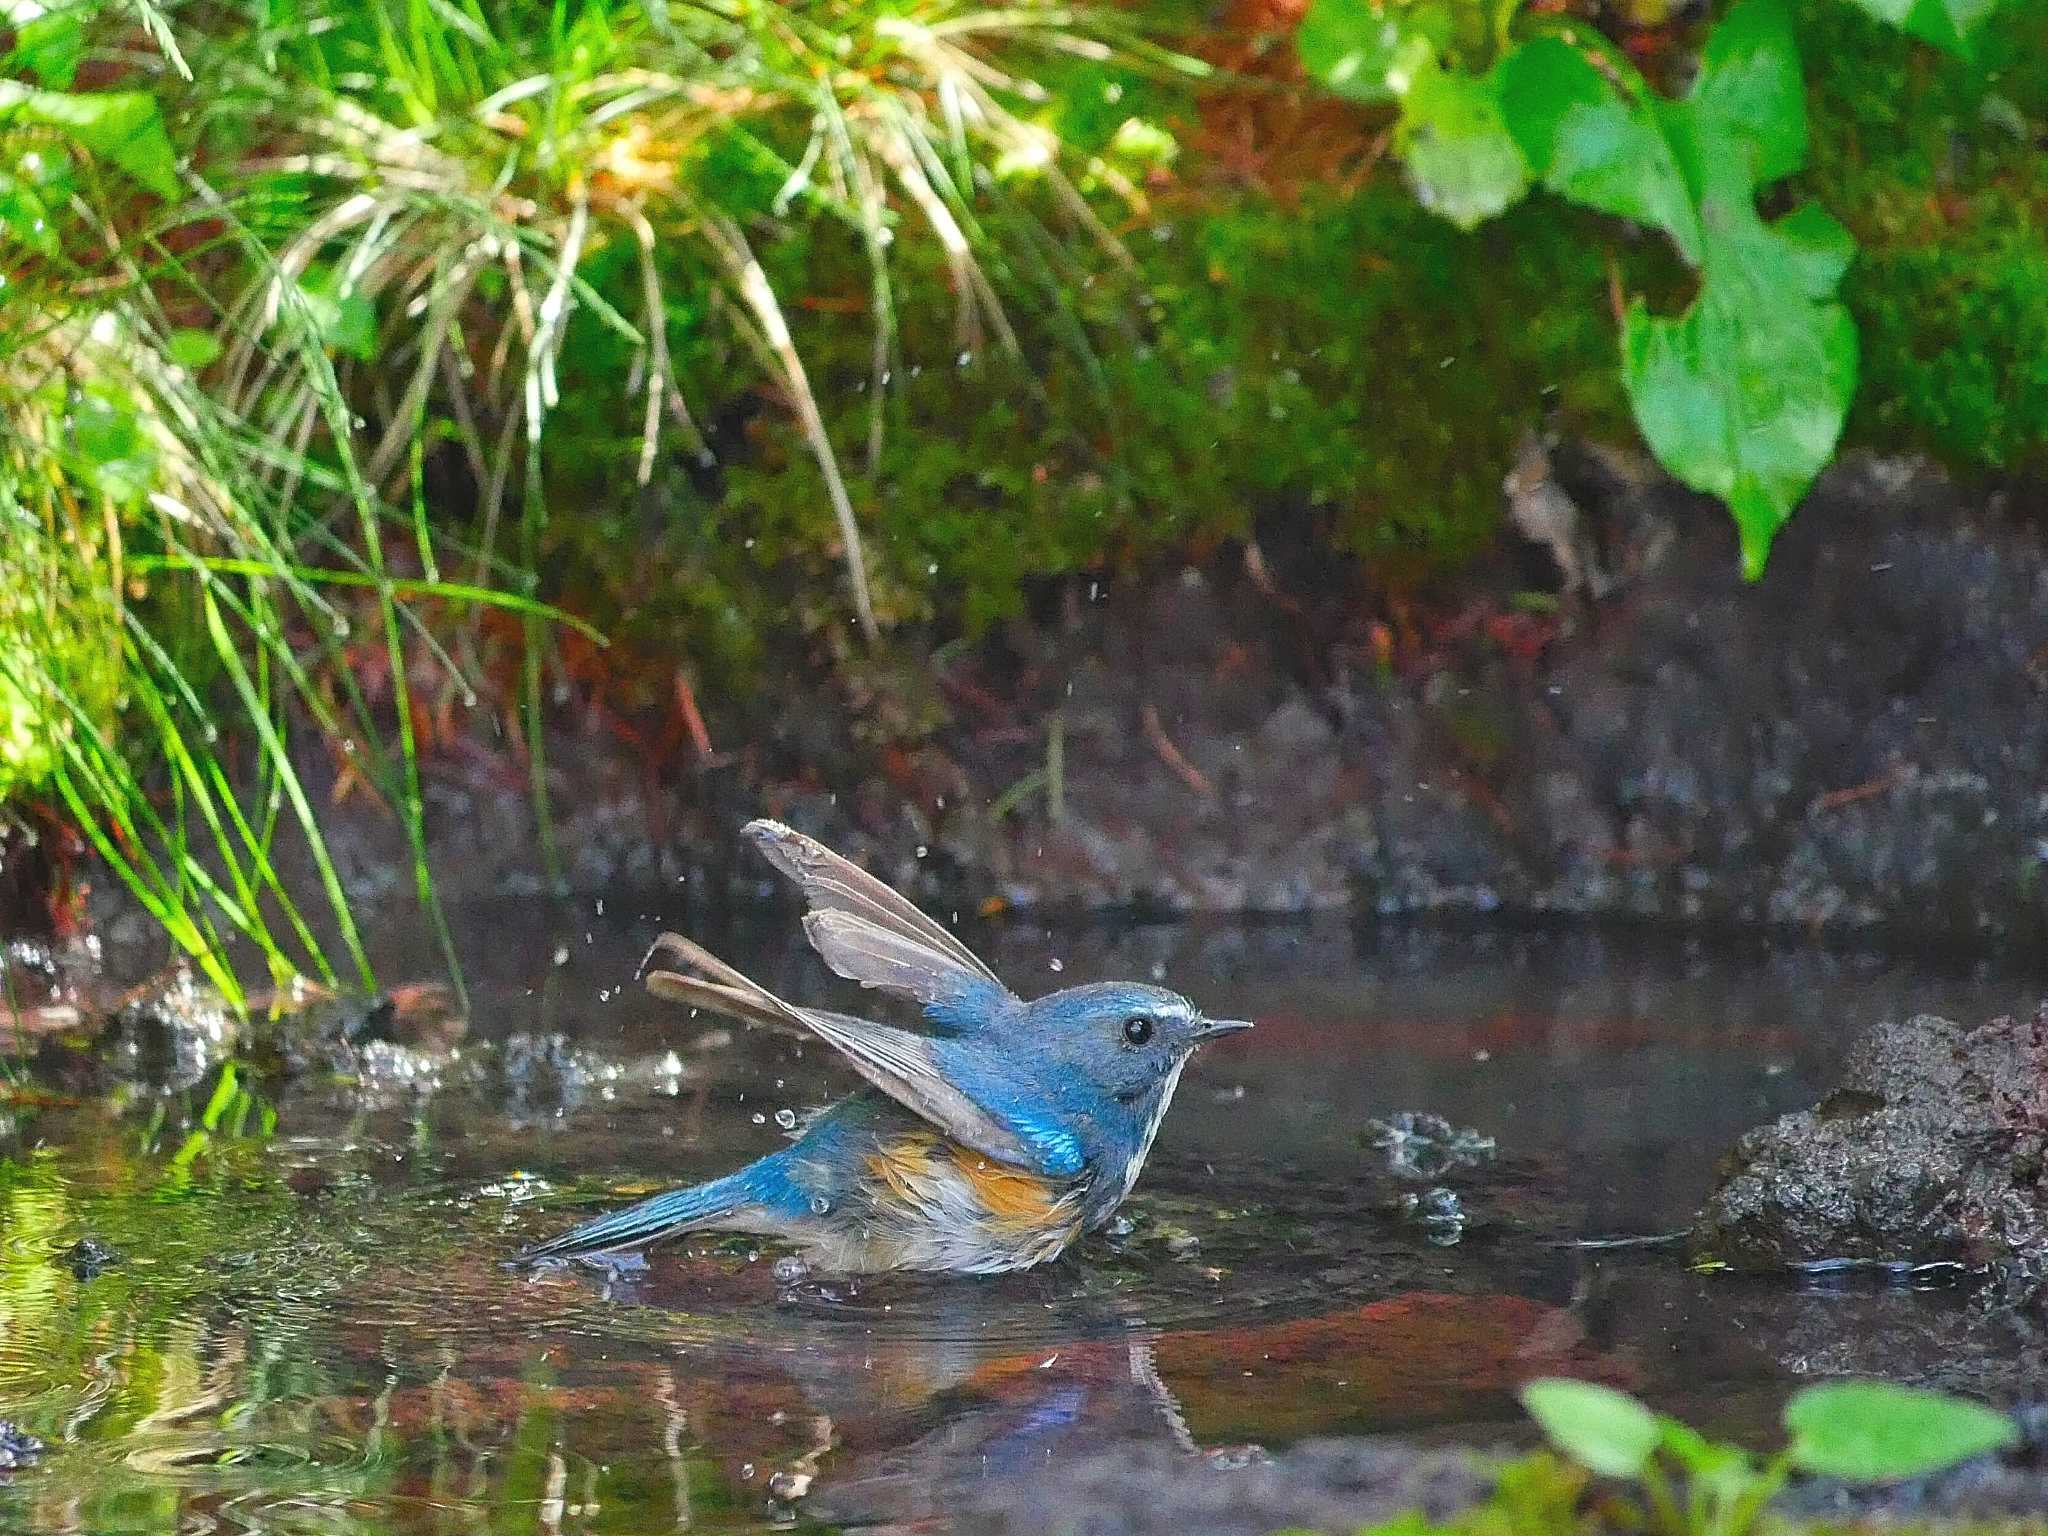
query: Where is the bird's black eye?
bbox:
[1122,1015,1154,1047]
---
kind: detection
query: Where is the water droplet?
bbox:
[774,1108,797,1130]
[957,349,972,368]
[552,945,569,966]
[773,1254,810,1284]
[1048,958,1064,973]
[751,1111,767,1125]
[809,1194,833,1216]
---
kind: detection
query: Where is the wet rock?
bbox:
[1694,1006,2048,1272]
[0,1422,42,1471]
[962,1437,1493,1536]
[270,982,466,1081]
[64,1237,119,1281]
[272,992,398,1077]
[102,968,236,1091]
[493,1033,694,1124]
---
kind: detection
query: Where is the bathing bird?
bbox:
[525,819,1251,1272]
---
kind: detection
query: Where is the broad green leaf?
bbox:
[2,0,84,87]
[1769,203,1857,298]
[0,84,179,197]
[1622,215,1857,579]
[1686,0,1805,185]
[1297,0,1441,105]
[1497,37,1700,261]
[1520,1379,1662,1478]
[1396,61,1529,230]
[166,328,224,370]
[1839,0,2001,57]
[296,271,379,360]
[1786,1383,2019,1483]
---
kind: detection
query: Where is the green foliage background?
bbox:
[2,0,2045,978]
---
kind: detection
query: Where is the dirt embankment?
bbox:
[62,449,2048,955]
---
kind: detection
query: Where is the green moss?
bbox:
[541,176,1640,676]
[1802,0,2048,476]
[517,0,2048,689]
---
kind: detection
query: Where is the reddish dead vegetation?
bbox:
[1179,0,1391,199]
[4,804,92,937]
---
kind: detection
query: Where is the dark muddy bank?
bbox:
[226,450,2048,955]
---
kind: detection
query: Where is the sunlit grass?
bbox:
[0,0,1193,998]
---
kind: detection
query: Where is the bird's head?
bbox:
[1022,981,1252,1112]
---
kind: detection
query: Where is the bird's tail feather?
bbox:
[522,1170,757,1261]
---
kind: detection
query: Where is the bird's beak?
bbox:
[1193,1018,1254,1042]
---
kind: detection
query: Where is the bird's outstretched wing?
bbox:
[643,931,1043,1172]
[744,818,1017,1024]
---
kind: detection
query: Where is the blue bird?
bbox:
[525,819,1251,1273]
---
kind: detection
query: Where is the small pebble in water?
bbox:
[65,1236,120,1281]
[0,1422,42,1471]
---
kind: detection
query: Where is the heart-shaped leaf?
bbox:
[1622,223,1857,579]
[1498,36,1699,260]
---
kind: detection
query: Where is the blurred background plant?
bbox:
[2,0,2044,990]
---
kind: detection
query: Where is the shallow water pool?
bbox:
[0,909,2036,1533]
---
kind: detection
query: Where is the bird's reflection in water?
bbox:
[523,1254,1619,1532]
